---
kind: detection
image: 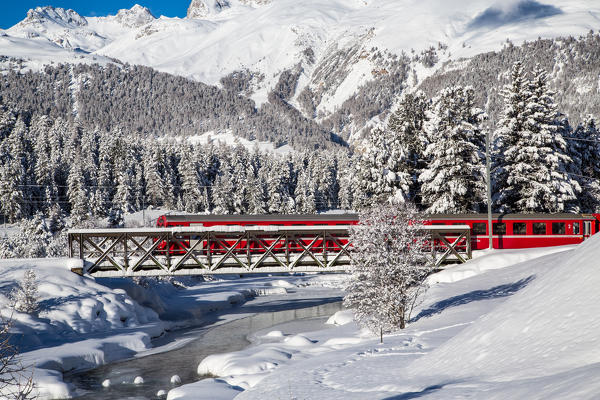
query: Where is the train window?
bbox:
[533,222,547,235]
[493,223,506,235]
[513,222,527,235]
[573,222,580,235]
[552,222,565,235]
[472,223,486,235]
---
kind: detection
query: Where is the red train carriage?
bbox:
[425,213,600,250]
[155,214,358,256]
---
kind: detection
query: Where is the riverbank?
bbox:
[0,257,345,399]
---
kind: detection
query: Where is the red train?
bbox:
[156,213,600,251]
[155,214,357,256]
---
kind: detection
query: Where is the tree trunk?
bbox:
[380,326,383,344]
[400,308,405,329]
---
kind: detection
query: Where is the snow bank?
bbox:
[167,378,242,400]
[326,309,354,326]
[198,347,296,378]
[428,244,574,284]
[409,234,600,389]
[0,258,159,352]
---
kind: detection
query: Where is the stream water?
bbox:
[64,299,343,400]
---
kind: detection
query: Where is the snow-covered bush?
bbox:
[0,213,67,259]
[344,202,430,342]
[9,270,38,315]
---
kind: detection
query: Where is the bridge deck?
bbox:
[67,225,471,277]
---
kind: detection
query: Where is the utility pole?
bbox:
[486,129,493,249]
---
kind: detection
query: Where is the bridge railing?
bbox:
[68,225,353,277]
[68,224,471,277]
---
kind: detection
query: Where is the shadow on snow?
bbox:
[410,275,535,323]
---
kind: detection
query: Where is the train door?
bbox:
[584,220,592,239]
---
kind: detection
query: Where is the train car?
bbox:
[425,213,600,250]
[155,214,359,256]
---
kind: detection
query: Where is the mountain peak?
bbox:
[114,4,156,28]
[20,6,87,28]
[186,0,231,19]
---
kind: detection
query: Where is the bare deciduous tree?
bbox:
[0,318,35,399]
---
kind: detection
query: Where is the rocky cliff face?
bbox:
[186,0,231,19]
[114,4,155,28]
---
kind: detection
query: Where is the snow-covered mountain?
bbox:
[1,0,600,140]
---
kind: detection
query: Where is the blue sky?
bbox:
[1,1,191,29]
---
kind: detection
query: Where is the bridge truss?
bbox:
[68,225,471,277]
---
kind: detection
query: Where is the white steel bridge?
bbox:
[68,225,472,277]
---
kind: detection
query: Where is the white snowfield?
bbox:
[2,1,600,112]
[167,238,600,400]
[0,258,340,399]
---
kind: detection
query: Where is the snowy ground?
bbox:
[1,238,597,399]
[0,257,344,399]
[167,239,600,400]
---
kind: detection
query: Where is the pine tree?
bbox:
[180,146,205,213]
[10,270,39,315]
[31,115,57,212]
[93,132,115,217]
[494,61,531,211]
[418,86,486,213]
[386,91,429,202]
[337,153,355,211]
[113,133,137,216]
[343,202,430,342]
[570,116,600,211]
[0,119,30,222]
[67,156,90,223]
[144,146,166,207]
[294,155,317,213]
[498,65,579,213]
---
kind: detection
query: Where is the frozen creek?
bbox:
[63,299,343,399]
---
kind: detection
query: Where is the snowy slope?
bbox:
[2,1,600,114]
[406,232,600,387]
[167,240,600,399]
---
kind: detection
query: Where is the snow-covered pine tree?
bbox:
[386,90,429,202]
[0,106,16,143]
[179,146,205,213]
[294,154,317,213]
[501,65,580,213]
[0,118,31,222]
[66,156,90,223]
[570,116,600,211]
[313,153,339,211]
[247,152,268,214]
[113,132,137,216]
[10,269,39,315]
[144,146,167,207]
[337,153,355,211]
[418,86,486,213]
[31,115,57,212]
[493,61,531,212]
[211,153,235,214]
[343,202,430,342]
[93,132,116,217]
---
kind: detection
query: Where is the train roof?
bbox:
[159,213,595,223]
[159,213,359,222]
